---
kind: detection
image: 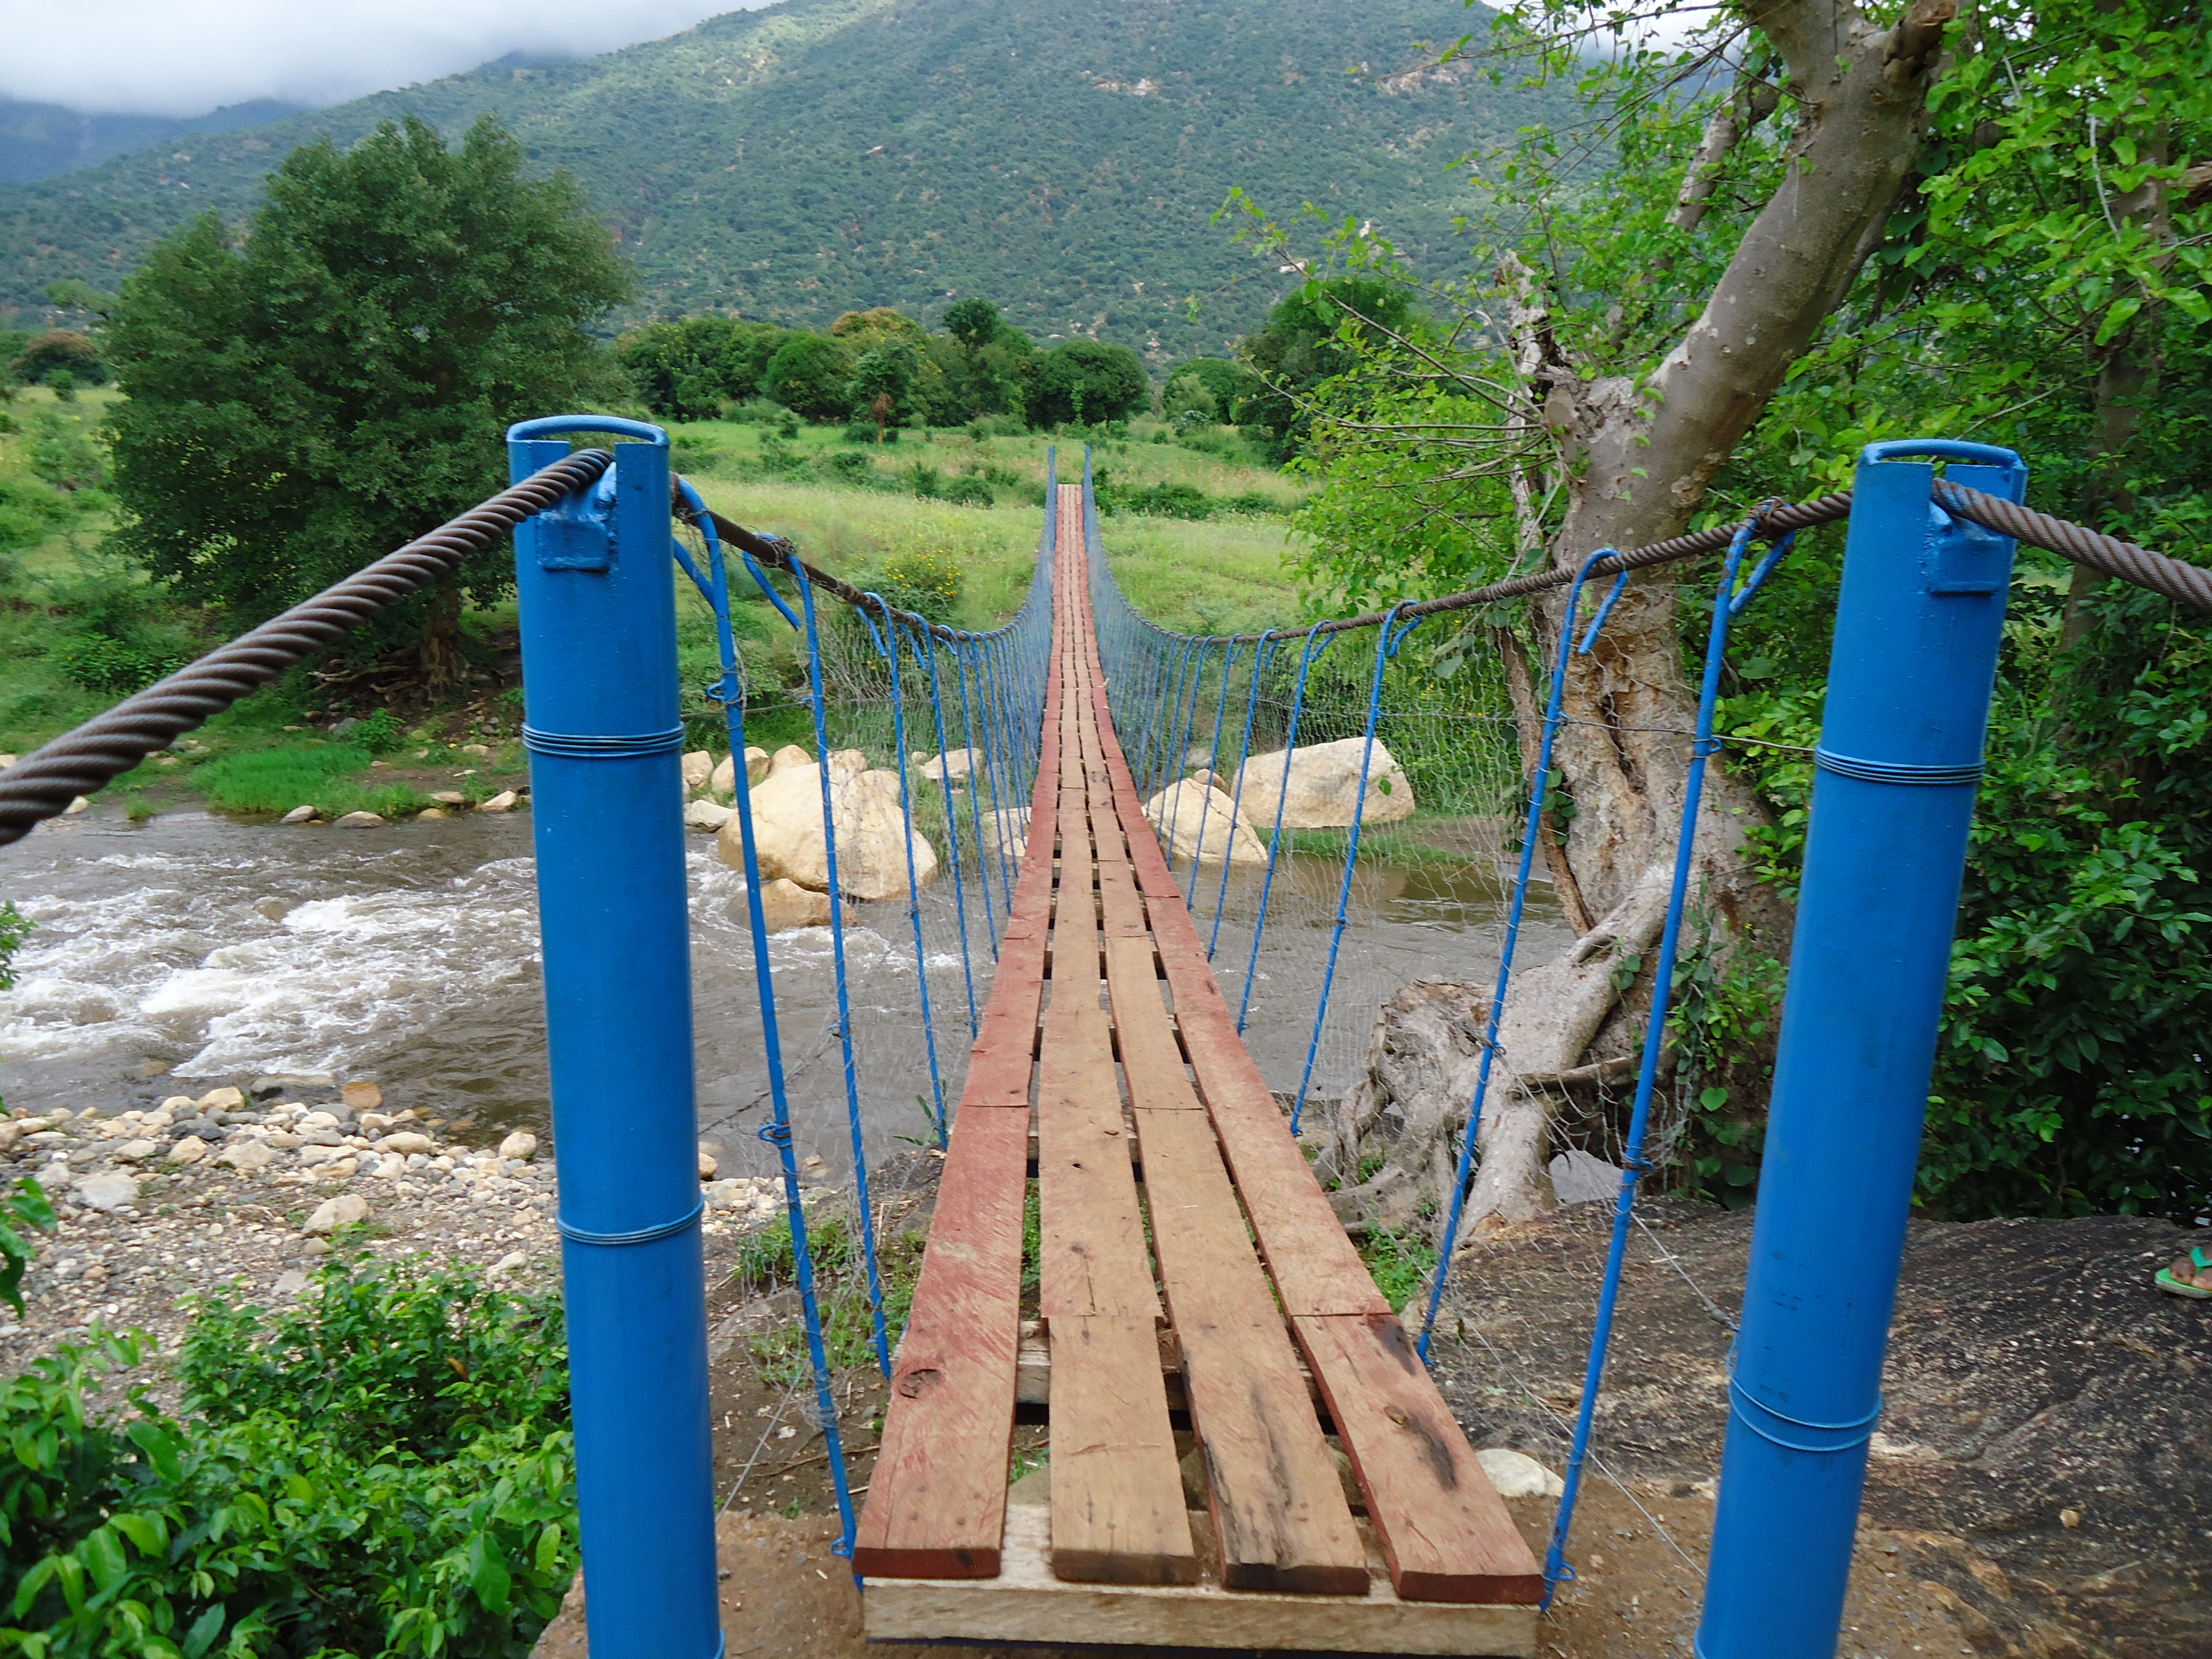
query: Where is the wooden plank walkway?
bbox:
[856,484,1542,1650]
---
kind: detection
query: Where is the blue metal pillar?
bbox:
[1696,440,2026,1659]
[507,416,721,1659]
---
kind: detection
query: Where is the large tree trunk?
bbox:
[1365,0,1963,1235]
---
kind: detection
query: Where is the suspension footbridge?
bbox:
[0,418,2203,1659]
[853,482,1541,1649]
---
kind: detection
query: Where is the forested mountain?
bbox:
[0,97,306,185]
[0,0,1555,356]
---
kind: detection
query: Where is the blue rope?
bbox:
[683,495,855,1559]
[858,595,951,1148]
[793,564,894,1380]
[951,640,1006,948]
[1416,546,1628,1360]
[1207,633,1280,961]
[1540,518,1797,1605]
[916,624,982,1038]
[1184,638,1247,909]
[1237,624,1334,1034]
[1289,606,1422,1138]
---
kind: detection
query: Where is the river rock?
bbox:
[251,1074,330,1099]
[919,748,980,784]
[714,761,938,901]
[304,1194,370,1235]
[63,797,90,815]
[272,1269,309,1298]
[766,745,812,777]
[73,1171,138,1211]
[1142,781,1268,864]
[416,808,450,820]
[499,1131,538,1161]
[166,1135,208,1165]
[281,805,317,824]
[111,1139,157,1162]
[217,1139,275,1173]
[1234,737,1415,830]
[478,791,519,813]
[698,1146,719,1180]
[341,1081,381,1110]
[377,1132,434,1155]
[197,1088,246,1112]
[757,877,834,933]
[1477,1448,1565,1498]
[972,805,1029,861]
[428,791,466,805]
[684,799,733,831]
[331,811,386,828]
[711,749,770,794]
[680,750,714,791]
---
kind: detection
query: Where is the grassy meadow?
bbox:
[0,398,1307,821]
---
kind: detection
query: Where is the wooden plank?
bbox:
[1035,1006,1155,1321]
[1048,1315,1199,1585]
[855,1104,1029,1578]
[1017,1318,1187,1409]
[864,1503,1539,1656]
[1104,938,1206,1113]
[1130,1108,1368,1594]
[1293,1313,1545,1606]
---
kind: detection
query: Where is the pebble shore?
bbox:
[0,1075,826,1390]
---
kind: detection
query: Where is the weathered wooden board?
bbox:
[864,1503,1538,1655]
[854,1103,1030,1578]
[1131,1108,1368,1594]
[1104,938,1206,1113]
[1048,1315,1200,1585]
[1035,1006,1155,1321]
[1293,1313,1545,1605]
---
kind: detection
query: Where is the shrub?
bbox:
[10,330,103,387]
[0,1256,576,1658]
[52,633,188,694]
[944,476,994,507]
[357,708,406,753]
[762,333,855,421]
[875,544,964,624]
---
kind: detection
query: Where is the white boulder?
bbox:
[331,811,386,828]
[73,1172,138,1211]
[478,791,520,813]
[684,799,734,831]
[1142,781,1267,865]
[499,1131,538,1161]
[918,748,980,785]
[680,750,714,792]
[1476,1449,1565,1499]
[711,748,770,795]
[765,745,812,777]
[969,805,1029,862]
[756,877,835,933]
[1235,737,1415,830]
[281,804,317,825]
[714,761,937,901]
[304,1193,371,1235]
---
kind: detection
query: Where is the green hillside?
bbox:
[0,0,1552,357]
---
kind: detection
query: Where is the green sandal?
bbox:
[2156,1245,2212,1300]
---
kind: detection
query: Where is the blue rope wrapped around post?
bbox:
[1697,441,2027,1659]
[507,416,721,1659]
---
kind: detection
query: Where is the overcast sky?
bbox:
[3,0,761,118]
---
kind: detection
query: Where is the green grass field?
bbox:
[0,394,1306,820]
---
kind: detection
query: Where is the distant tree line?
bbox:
[616,299,1164,434]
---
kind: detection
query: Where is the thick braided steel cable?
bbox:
[0,449,615,848]
[1938,483,2212,613]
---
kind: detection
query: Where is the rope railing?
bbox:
[0,448,616,847]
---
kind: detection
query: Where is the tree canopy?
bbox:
[102,113,630,677]
[1026,339,1148,427]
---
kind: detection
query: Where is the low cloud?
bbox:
[4,0,758,118]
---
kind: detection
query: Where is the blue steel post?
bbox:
[507,417,721,1659]
[1697,440,2026,1659]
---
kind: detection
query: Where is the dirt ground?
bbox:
[533,1174,2212,1658]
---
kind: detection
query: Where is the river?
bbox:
[0,803,1566,1180]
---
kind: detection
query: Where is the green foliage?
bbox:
[1027,340,1147,428]
[24,412,105,494]
[102,113,631,657]
[189,743,373,815]
[0,1178,55,1316]
[848,339,922,437]
[1353,1226,1436,1314]
[618,315,790,421]
[737,1213,924,1386]
[873,545,965,624]
[763,333,854,422]
[50,634,186,695]
[8,332,101,387]
[356,709,405,755]
[1238,278,1418,456]
[0,1257,576,1657]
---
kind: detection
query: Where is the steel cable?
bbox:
[0,449,613,847]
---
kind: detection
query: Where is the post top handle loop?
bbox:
[508,414,669,446]
[1860,438,2022,474]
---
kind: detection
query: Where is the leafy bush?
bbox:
[762,333,854,421]
[52,634,187,695]
[0,1256,576,1657]
[821,451,878,486]
[10,331,103,388]
[943,476,993,507]
[874,545,964,624]
[356,709,405,754]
